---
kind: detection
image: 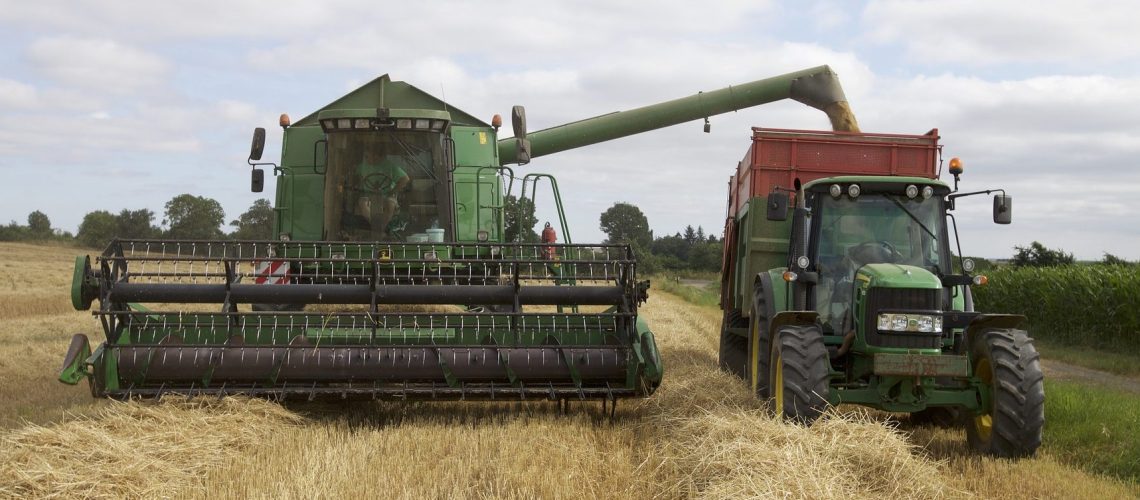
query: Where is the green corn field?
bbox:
[973,265,1140,354]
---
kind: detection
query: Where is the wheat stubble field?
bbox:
[0,242,1135,499]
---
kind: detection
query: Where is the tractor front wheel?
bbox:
[769,324,830,424]
[966,328,1044,458]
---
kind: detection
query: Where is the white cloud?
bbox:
[0,78,38,109]
[863,0,1140,66]
[27,36,170,94]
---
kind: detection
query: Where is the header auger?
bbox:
[61,66,858,403]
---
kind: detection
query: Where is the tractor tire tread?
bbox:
[968,328,1044,458]
[719,309,748,379]
[772,325,829,425]
[748,280,772,400]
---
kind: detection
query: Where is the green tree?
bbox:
[77,210,117,248]
[0,221,27,241]
[651,233,689,262]
[689,241,723,272]
[229,199,275,240]
[1101,253,1133,266]
[163,194,225,240]
[117,208,159,240]
[683,225,697,245]
[503,195,539,242]
[599,202,651,247]
[27,210,51,238]
[1011,241,1074,268]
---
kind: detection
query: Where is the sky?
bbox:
[1,0,1138,260]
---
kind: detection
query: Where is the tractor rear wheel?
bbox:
[718,309,748,379]
[746,281,772,400]
[966,328,1044,458]
[769,324,830,424]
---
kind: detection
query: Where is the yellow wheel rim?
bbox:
[974,357,994,442]
[774,350,784,412]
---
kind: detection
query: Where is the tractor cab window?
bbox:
[323,130,450,241]
[811,192,946,333]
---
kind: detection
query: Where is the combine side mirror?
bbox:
[993,194,1012,224]
[766,192,789,221]
[251,168,264,192]
[511,105,531,164]
[250,127,266,161]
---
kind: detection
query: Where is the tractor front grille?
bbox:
[863,287,942,349]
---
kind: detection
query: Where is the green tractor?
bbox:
[61,66,863,404]
[719,128,1044,457]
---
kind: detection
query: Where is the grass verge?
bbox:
[1045,379,1140,483]
[651,275,720,308]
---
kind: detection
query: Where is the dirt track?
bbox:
[1043,360,1140,395]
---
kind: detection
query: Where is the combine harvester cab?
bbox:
[719,127,1044,457]
[61,65,863,405]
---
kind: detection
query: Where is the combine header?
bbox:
[61,65,860,402]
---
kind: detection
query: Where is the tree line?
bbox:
[0,195,274,248]
[597,202,722,274]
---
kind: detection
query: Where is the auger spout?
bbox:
[497,65,860,163]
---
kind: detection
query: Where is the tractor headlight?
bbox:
[279,233,291,241]
[847,184,861,198]
[477,230,490,242]
[829,184,842,198]
[905,184,919,199]
[878,313,943,333]
[922,185,934,199]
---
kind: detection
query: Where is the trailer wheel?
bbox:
[746,282,772,400]
[769,324,830,424]
[966,328,1044,458]
[718,309,748,379]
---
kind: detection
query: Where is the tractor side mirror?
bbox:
[511,105,531,164]
[250,127,266,161]
[766,192,789,221]
[993,194,1012,224]
[251,168,264,192]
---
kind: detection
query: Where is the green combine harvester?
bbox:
[60,66,859,403]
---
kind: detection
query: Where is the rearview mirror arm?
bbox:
[947,188,1005,211]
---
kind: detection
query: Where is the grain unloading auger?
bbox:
[60,65,858,402]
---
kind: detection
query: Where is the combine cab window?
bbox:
[323,131,450,241]
[812,193,947,333]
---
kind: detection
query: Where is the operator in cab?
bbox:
[350,147,410,240]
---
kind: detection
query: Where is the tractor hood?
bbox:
[855,263,942,290]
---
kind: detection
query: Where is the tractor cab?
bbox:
[318,111,453,242]
[801,177,952,335]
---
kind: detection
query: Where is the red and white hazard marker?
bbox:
[253,260,290,285]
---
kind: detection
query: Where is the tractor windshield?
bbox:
[810,192,948,333]
[323,130,450,241]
